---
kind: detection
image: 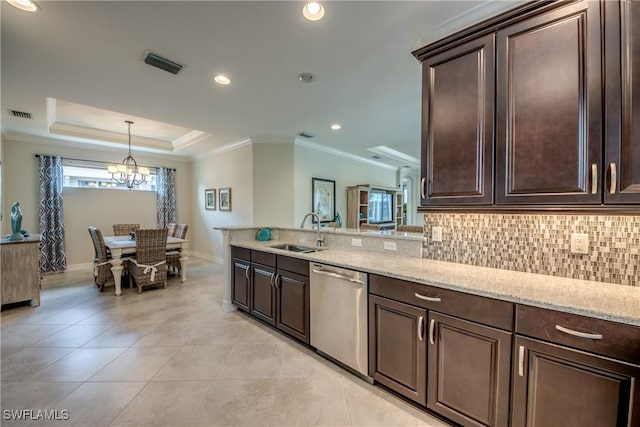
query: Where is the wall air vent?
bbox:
[143,50,184,75]
[297,132,315,139]
[9,109,32,119]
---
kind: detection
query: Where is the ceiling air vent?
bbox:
[143,50,184,75]
[9,109,32,119]
[297,132,315,139]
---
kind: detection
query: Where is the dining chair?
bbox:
[167,222,177,238]
[397,225,423,233]
[129,228,168,293]
[113,223,140,236]
[167,224,188,274]
[88,226,115,292]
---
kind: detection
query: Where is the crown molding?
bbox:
[48,122,173,151]
[2,132,193,163]
[172,130,211,151]
[294,138,397,171]
[196,138,253,160]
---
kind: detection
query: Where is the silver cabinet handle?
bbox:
[555,325,603,340]
[518,345,525,377]
[270,272,276,288]
[275,274,281,288]
[418,316,424,342]
[591,164,598,194]
[609,163,617,194]
[311,269,365,285]
[421,177,426,199]
[429,319,436,345]
[414,292,441,302]
[245,266,250,280]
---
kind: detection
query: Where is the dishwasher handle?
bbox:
[311,268,365,286]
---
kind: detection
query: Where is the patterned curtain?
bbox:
[156,167,176,228]
[39,155,67,273]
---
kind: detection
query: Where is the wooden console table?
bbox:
[0,235,41,307]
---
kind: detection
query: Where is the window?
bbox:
[62,160,156,191]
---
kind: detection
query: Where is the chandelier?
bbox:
[107,120,149,189]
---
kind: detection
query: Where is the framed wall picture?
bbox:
[312,178,335,223]
[219,187,232,211]
[205,188,216,210]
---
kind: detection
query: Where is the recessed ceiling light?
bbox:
[331,124,341,130]
[303,2,325,21]
[7,0,40,12]
[213,74,231,85]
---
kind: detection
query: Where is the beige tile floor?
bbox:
[1,259,452,427]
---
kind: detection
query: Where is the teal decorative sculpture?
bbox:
[9,202,25,241]
[256,227,272,241]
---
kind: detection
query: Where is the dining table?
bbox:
[103,235,189,296]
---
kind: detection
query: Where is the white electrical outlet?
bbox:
[383,241,397,251]
[432,226,443,242]
[351,238,362,247]
[570,233,589,254]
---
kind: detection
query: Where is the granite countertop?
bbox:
[232,239,640,327]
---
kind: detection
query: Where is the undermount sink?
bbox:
[269,243,318,253]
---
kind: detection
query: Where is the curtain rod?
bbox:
[34,154,176,171]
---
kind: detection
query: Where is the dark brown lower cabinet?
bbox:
[512,336,640,427]
[275,270,309,344]
[231,258,250,312]
[427,312,512,427]
[369,294,427,405]
[250,264,276,325]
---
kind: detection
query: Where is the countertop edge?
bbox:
[230,240,640,327]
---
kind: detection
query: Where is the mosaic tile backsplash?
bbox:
[423,213,640,286]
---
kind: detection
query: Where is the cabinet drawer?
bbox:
[231,245,250,260]
[369,274,513,330]
[277,255,308,277]
[251,250,276,267]
[516,305,640,365]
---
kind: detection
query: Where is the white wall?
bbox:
[191,143,254,262]
[253,143,294,227]
[293,142,399,225]
[3,135,411,267]
[2,138,192,267]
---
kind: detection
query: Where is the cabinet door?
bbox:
[496,1,602,204]
[421,34,494,205]
[251,264,276,325]
[427,312,511,427]
[231,259,251,312]
[369,295,427,405]
[604,0,640,204]
[512,336,640,427]
[275,270,309,344]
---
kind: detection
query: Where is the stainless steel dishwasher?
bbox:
[310,262,369,378]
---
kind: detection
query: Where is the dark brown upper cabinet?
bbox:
[421,34,495,205]
[495,1,602,204]
[415,0,640,210]
[604,0,640,204]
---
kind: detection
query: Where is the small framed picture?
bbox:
[205,188,216,210]
[219,187,232,211]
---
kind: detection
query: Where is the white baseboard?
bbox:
[66,262,93,272]
[190,251,223,264]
